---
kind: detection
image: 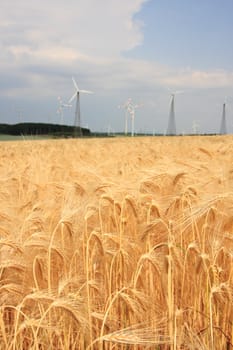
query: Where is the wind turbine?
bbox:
[192,120,200,135]
[118,98,132,135]
[68,77,93,136]
[166,90,183,136]
[127,100,143,137]
[57,96,72,125]
[219,98,227,135]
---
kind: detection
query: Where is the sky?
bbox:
[1,0,233,134]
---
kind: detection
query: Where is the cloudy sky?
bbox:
[1,0,233,134]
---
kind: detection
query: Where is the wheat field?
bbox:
[0,135,233,349]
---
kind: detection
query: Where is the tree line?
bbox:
[0,123,91,137]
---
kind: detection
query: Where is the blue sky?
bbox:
[1,0,233,134]
[130,0,233,70]
[133,0,233,69]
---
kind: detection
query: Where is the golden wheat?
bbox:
[0,136,233,349]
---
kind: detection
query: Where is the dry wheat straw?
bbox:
[0,136,233,349]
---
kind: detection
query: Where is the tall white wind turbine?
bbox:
[118,98,132,135]
[128,100,143,137]
[192,120,200,135]
[57,96,72,125]
[166,90,183,136]
[219,98,227,135]
[69,77,93,136]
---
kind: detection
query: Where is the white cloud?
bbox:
[1,0,233,133]
[161,68,233,89]
[1,0,233,95]
[0,0,148,58]
[0,0,150,98]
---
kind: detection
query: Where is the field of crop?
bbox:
[0,135,233,349]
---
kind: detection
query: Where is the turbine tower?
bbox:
[57,96,72,125]
[166,90,183,136]
[219,102,227,135]
[68,77,93,136]
[166,94,176,135]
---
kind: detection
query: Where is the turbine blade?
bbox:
[72,77,79,91]
[79,89,93,94]
[62,104,72,107]
[69,92,77,103]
